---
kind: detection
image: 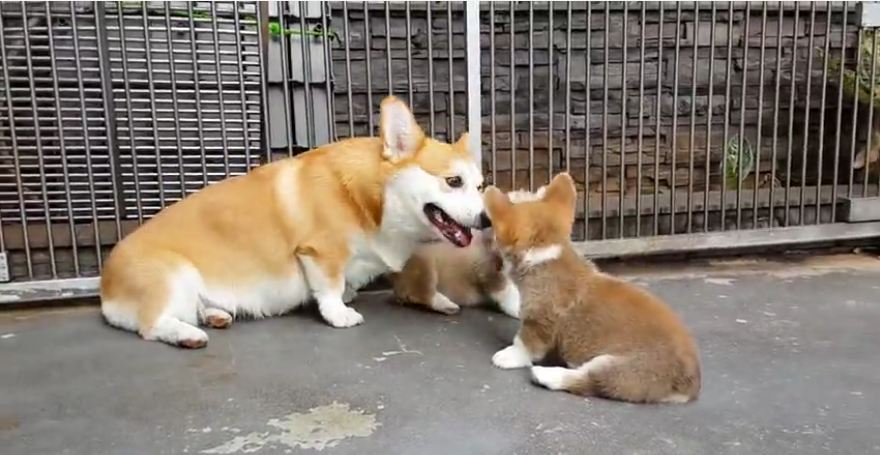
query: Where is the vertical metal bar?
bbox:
[799,3,816,224]
[769,2,783,228]
[94,1,123,241]
[256,2,272,162]
[233,3,253,168]
[321,2,335,141]
[753,3,768,228]
[669,2,682,234]
[686,2,698,233]
[466,0,481,168]
[548,2,554,178]
[1,6,33,277]
[165,3,187,196]
[618,2,627,238]
[448,2,456,140]
[70,1,103,269]
[564,1,572,174]
[363,3,374,134]
[865,31,878,198]
[208,2,230,174]
[509,1,515,189]
[427,3,435,137]
[528,1,534,190]
[653,1,663,236]
[188,2,213,176]
[704,2,717,232]
[784,3,800,225]
[848,29,862,199]
[45,1,79,275]
[342,2,354,136]
[601,1,609,239]
[490,1,497,184]
[385,2,392,96]
[21,2,56,277]
[142,2,166,208]
[636,1,645,237]
[405,2,414,105]
[298,2,315,148]
[736,2,751,229]
[722,1,736,229]
[814,2,832,222]
[831,3,849,222]
[584,2,592,238]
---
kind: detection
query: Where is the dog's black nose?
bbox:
[476,211,492,230]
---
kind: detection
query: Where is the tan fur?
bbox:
[100,96,476,348]
[390,230,507,314]
[486,173,702,404]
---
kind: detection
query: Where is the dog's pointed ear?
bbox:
[543,172,577,215]
[484,185,511,219]
[380,96,425,162]
[454,131,472,155]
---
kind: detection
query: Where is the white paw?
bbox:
[430,293,461,315]
[492,281,521,319]
[530,366,571,390]
[342,286,358,304]
[322,306,365,328]
[491,344,531,369]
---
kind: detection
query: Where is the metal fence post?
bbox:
[466,0,482,170]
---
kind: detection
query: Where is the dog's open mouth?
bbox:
[424,203,473,247]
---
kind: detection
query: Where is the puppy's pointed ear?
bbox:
[380,96,425,162]
[543,172,577,216]
[484,186,511,220]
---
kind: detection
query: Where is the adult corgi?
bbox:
[100,96,487,348]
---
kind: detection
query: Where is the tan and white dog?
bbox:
[486,173,701,404]
[100,96,487,348]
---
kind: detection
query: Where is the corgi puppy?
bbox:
[485,173,702,404]
[100,96,488,348]
[389,187,546,318]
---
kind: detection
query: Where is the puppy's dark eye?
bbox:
[446,176,463,188]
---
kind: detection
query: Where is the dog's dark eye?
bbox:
[446,176,463,188]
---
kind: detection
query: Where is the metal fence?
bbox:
[3,1,880,301]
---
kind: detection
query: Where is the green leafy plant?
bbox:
[268,21,338,41]
[723,134,755,188]
[826,29,880,110]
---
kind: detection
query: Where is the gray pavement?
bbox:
[2,254,879,455]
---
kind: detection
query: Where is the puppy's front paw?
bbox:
[492,344,531,369]
[323,306,365,328]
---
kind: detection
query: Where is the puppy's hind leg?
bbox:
[391,254,460,315]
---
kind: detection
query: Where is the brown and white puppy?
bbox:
[485,173,702,404]
[389,187,546,318]
[100,96,487,348]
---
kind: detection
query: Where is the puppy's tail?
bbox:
[530,353,699,404]
[529,354,620,398]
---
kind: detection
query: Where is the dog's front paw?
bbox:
[323,306,365,328]
[492,344,531,369]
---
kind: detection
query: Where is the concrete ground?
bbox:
[2,253,880,455]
